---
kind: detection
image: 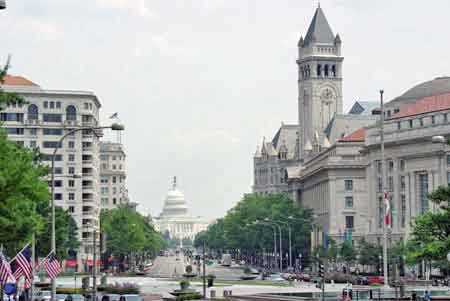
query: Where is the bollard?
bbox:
[229,290,232,296]
[223,290,228,297]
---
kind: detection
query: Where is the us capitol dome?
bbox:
[153,177,210,246]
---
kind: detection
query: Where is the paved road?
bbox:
[147,255,186,278]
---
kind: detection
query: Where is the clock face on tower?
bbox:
[319,88,335,129]
[320,88,334,104]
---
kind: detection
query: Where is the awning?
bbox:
[65,260,77,267]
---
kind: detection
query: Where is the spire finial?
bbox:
[172,176,177,189]
[318,1,320,8]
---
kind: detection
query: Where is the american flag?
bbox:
[43,252,61,279]
[0,250,14,285]
[11,245,32,281]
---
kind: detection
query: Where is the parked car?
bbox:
[101,294,120,301]
[367,276,384,284]
[55,294,67,301]
[118,295,142,301]
[36,291,51,301]
[296,273,311,282]
[71,295,85,301]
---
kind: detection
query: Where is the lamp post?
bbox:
[264,219,282,272]
[50,123,124,301]
[252,221,278,272]
[273,220,292,270]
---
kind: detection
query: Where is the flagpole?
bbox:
[8,243,31,264]
[380,89,389,288]
[31,233,35,301]
[1,245,4,300]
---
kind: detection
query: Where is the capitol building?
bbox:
[153,177,210,245]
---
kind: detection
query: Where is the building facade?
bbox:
[1,75,102,270]
[100,141,129,210]
[153,177,209,245]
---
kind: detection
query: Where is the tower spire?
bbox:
[172,176,177,190]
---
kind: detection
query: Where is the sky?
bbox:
[2,0,450,219]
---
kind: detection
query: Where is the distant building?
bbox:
[99,141,129,210]
[0,75,102,271]
[153,177,209,246]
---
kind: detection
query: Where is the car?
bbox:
[37,291,52,301]
[71,295,86,301]
[56,294,67,301]
[118,295,142,301]
[367,276,384,284]
[268,273,287,282]
[101,294,120,301]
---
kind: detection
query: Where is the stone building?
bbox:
[1,75,102,270]
[100,141,129,210]
[153,177,209,245]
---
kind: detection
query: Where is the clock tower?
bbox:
[297,6,343,160]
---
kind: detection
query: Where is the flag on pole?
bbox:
[11,244,32,281]
[384,191,391,227]
[43,251,61,280]
[0,250,14,285]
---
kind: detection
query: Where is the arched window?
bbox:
[332,65,336,77]
[324,65,329,77]
[66,105,77,121]
[317,64,322,77]
[27,104,38,120]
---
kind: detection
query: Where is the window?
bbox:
[376,160,382,173]
[102,163,108,169]
[43,128,63,135]
[68,206,75,213]
[112,187,117,194]
[53,180,62,187]
[388,161,394,172]
[68,193,75,201]
[42,114,62,122]
[317,64,322,77]
[397,122,401,130]
[388,176,394,191]
[66,105,77,121]
[112,156,117,160]
[112,165,116,170]
[68,167,75,175]
[419,118,424,126]
[27,104,39,120]
[42,141,62,148]
[68,154,75,162]
[56,101,61,109]
[54,193,62,200]
[100,155,108,160]
[419,174,429,213]
[431,115,435,124]
[101,198,108,206]
[50,101,55,109]
[44,101,48,108]
[400,176,405,191]
[400,160,405,171]
[113,198,117,205]
[445,114,448,123]
[401,194,406,228]
[112,176,116,184]
[29,140,36,148]
[101,177,108,184]
[378,197,383,228]
[54,167,63,175]
[119,165,122,170]
[101,187,109,194]
[68,180,75,187]
[345,196,353,208]
[0,113,24,122]
[84,103,89,110]
[68,141,75,149]
[6,128,24,135]
[345,216,354,229]
[409,120,413,128]
[344,179,353,191]
[29,128,37,135]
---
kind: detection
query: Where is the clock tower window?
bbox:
[324,64,329,77]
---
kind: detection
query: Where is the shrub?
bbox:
[102,282,140,294]
[176,293,202,301]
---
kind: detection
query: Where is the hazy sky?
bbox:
[2,0,450,219]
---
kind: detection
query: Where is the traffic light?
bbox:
[319,264,325,278]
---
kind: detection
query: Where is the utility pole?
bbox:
[93,230,97,301]
[202,241,206,299]
[380,89,389,288]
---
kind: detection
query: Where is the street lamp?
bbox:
[0,1,6,10]
[264,218,282,272]
[253,220,278,272]
[50,123,124,301]
[273,219,292,270]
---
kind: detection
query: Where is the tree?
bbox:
[340,241,357,273]
[358,238,381,272]
[406,185,450,270]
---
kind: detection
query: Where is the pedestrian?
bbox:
[424,290,431,301]
[411,292,417,301]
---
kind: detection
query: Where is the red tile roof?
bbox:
[2,75,39,86]
[340,127,366,142]
[391,92,450,119]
